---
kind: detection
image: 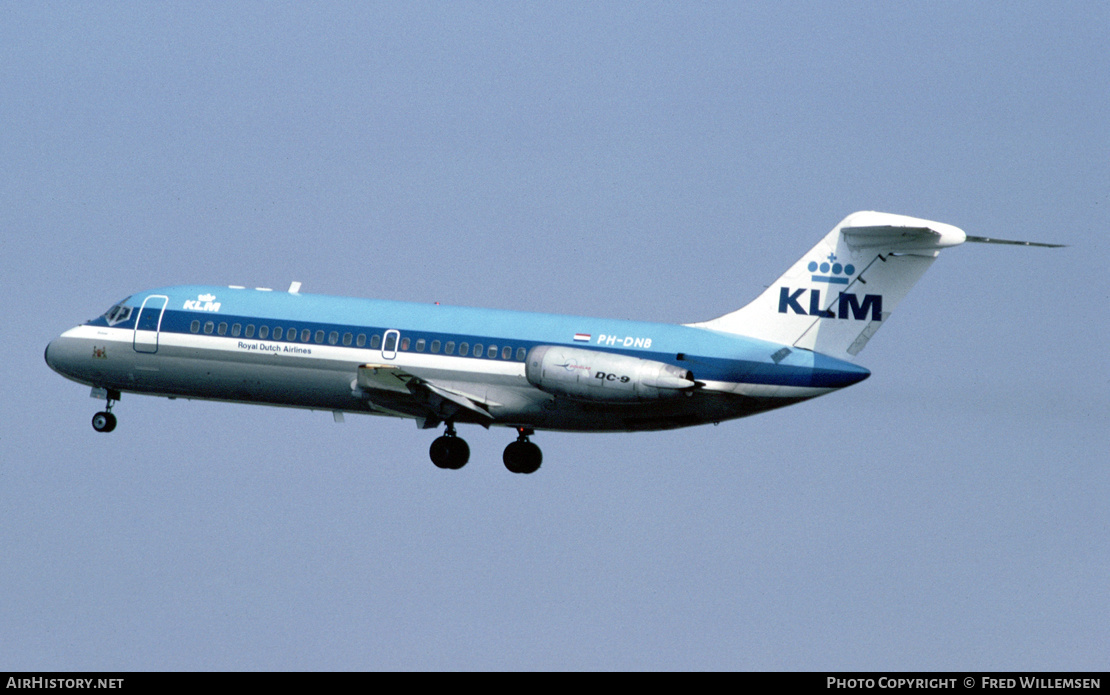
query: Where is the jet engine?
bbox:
[525,345,696,403]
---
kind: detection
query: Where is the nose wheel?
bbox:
[429,423,469,470]
[91,389,120,433]
[504,428,542,474]
[92,411,117,433]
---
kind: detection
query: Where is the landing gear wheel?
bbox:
[504,429,542,474]
[429,433,469,470]
[92,411,117,433]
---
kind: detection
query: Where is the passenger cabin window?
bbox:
[217,322,227,335]
[415,338,425,352]
[342,332,352,346]
[300,329,310,342]
[487,345,498,358]
[430,340,441,354]
[190,320,200,333]
[502,346,512,360]
[371,334,382,349]
[259,326,269,339]
[315,330,325,344]
[473,344,483,357]
[516,347,526,361]
[445,341,455,355]
[204,321,214,334]
[459,342,469,357]
[400,337,410,351]
[356,334,366,348]
[231,324,242,337]
[245,324,255,338]
[383,333,396,352]
[273,327,283,340]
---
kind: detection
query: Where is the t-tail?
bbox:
[688,211,1063,360]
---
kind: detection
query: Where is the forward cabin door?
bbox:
[133,295,168,353]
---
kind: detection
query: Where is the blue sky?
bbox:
[3,2,1107,670]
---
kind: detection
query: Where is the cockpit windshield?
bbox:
[102,298,133,326]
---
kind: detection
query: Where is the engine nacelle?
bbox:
[525,345,696,403]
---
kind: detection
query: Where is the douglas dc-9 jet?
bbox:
[45,212,1061,474]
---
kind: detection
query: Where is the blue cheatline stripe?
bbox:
[86,285,870,389]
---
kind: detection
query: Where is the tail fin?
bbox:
[689,212,972,359]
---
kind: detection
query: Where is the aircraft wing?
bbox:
[356,363,417,393]
[356,364,496,423]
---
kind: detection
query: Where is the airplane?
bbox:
[45,211,1062,474]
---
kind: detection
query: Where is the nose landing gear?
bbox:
[503,427,542,474]
[91,389,121,433]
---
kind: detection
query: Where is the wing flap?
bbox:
[356,364,495,421]
[421,382,495,420]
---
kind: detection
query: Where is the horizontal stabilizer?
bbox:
[964,235,1066,248]
[842,224,964,251]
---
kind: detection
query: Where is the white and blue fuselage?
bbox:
[45,283,868,433]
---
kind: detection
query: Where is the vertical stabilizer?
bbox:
[688,212,967,359]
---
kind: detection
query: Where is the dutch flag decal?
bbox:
[573,333,591,343]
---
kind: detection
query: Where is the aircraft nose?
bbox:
[44,338,58,370]
[44,330,86,379]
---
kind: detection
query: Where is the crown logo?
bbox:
[808,253,855,285]
[198,293,216,302]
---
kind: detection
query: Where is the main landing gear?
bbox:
[426,425,543,474]
[91,389,121,433]
[429,423,470,470]
[503,427,542,475]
